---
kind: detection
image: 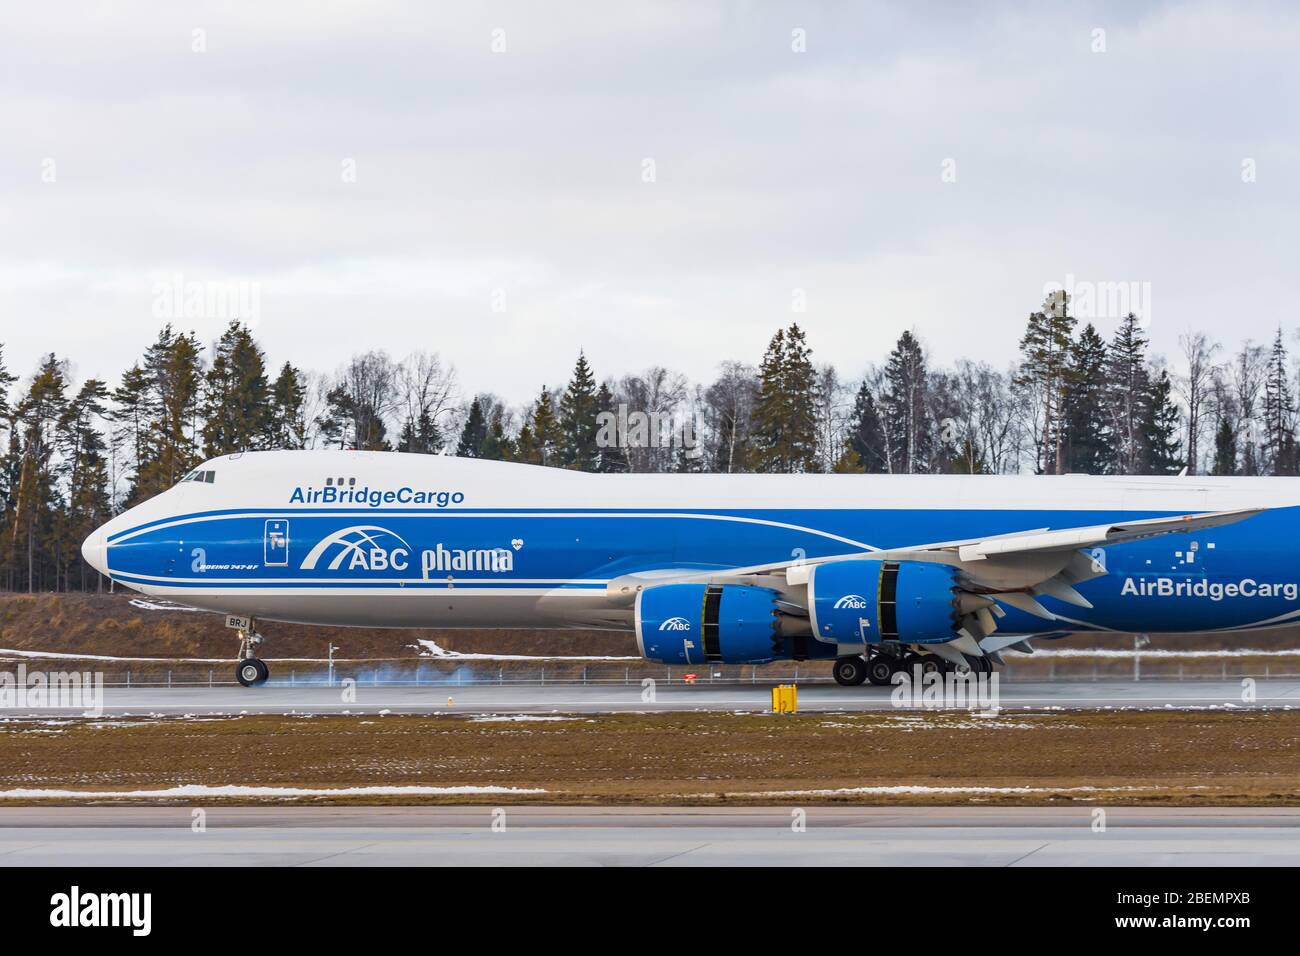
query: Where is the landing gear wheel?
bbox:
[866,656,897,686]
[833,656,869,686]
[233,623,269,688]
[918,655,945,676]
[236,658,269,687]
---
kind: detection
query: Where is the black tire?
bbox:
[833,656,868,686]
[866,656,896,686]
[918,655,945,676]
[236,658,268,687]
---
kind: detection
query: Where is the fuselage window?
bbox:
[348,477,356,486]
[326,477,334,486]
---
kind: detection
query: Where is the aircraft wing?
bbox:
[850,507,1264,623]
[606,507,1265,635]
[916,508,1262,563]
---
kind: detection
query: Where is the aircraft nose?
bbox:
[81,526,108,576]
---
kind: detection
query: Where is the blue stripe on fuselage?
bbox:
[103,506,1300,635]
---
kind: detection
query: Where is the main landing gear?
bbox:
[832,656,869,686]
[834,653,896,686]
[834,648,993,687]
[832,652,897,686]
[234,624,270,687]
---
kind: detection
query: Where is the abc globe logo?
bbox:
[833,594,869,610]
[658,616,692,632]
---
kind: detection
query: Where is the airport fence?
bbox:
[77,658,1300,688]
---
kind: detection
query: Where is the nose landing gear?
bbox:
[233,623,270,687]
[237,657,269,687]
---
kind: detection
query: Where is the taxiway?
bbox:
[0,806,1295,866]
[7,678,1298,716]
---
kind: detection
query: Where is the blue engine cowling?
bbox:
[808,559,960,645]
[636,583,833,664]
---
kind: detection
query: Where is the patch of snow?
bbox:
[0,784,546,799]
[128,599,207,612]
[469,715,580,723]
[1006,647,1300,659]
[414,639,638,661]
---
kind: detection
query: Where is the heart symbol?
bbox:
[511,539,523,551]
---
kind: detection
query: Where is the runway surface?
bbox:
[1,807,1295,866]
[9,678,1300,716]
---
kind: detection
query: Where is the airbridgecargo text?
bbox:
[289,486,465,508]
[1121,576,1298,601]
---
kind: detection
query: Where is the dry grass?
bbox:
[1,709,1297,806]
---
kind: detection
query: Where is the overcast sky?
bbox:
[2,1,1297,405]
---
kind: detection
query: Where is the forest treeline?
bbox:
[3,289,1297,591]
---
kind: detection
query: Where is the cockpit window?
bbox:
[179,470,216,485]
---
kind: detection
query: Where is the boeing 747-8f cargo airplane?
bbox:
[80,450,1284,687]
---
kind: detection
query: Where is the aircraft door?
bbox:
[264,519,290,567]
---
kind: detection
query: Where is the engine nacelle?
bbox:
[636,583,826,665]
[808,559,960,645]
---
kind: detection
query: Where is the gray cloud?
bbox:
[1,1,1297,400]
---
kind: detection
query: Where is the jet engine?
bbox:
[635,583,834,665]
[807,559,964,645]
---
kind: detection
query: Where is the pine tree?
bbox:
[594,383,629,473]
[0,345,18,557]
[0,344,15,422]
[1262,328,1298,475]
[1061,323,1109,474]
[514,388,559,466]
[317,385,352,449]
[1145,369,1184,475]
[1211,418,1237,476]
[134,326,204,499]
[751,325,820,473]
[455,398,488,458]
[58,379,112,589]
[880,330,930,474]
[202,320,269,456]
[110,364,154,501]
[5,355,68,592]
[1106,313,1151,475]
[1013,291,1076,474]
[557,352,600,471]
[844,379,888,473]
[267,362,308,449]
[397,409,442,455]
[479,405,515,461]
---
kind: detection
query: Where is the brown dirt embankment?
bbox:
[0,593,637,660]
